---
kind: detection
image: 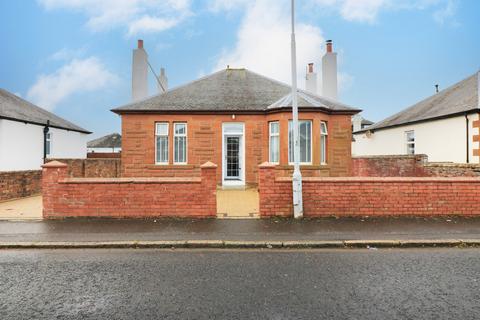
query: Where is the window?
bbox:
[405,130,415,155]
[155,123,169,164]
[288,120,312,164]
[46,132,51,157]
[320,122,328,164]
[269,122,279,163]
[174,123,187,164]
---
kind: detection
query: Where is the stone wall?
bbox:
[41,161,217,219]
[0,170,42,202]
[51,158,121,178]
[259,162,480,217]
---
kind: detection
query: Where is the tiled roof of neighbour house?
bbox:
[0,89,91,134]
[112,68,361,114]
[356,71,480,133]
[87,133,121,148]
[361,118,374,126]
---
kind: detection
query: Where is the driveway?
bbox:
[0,196,42,220]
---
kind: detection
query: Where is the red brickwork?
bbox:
[42,161,217,219]
[0,170,42,202]
[51,158,121,178]
[87,152,121,159]
[121,112,353,184]
[259,163,480,217]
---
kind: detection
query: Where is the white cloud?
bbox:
[27,57,117,110]
[38,0,191,36]
[433,0,458,24]
[213,0,325,90]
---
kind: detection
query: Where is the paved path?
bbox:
[1,216,480,243]
[0,196,42,220]
[1,248,479,319]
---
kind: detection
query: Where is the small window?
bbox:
[174,123,187,164]
[320,122,328,164]
[269,122,280,163]
[405,130,415,155]
[46,132,52,157]
[155,123,169,164]
[288,120,312,164]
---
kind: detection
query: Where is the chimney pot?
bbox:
[137,39,144,49]
[308,63,314,73]
[326,40,333,53]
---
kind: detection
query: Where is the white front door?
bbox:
[222,123,245,186]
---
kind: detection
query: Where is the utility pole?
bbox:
[290,0,303,218]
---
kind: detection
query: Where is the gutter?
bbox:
[0,115,91,134]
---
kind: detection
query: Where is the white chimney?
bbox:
[305,63,317,94]
[322,40,338,100]
[132,39,148,101]
[352,114,363,132]
[158,67,168,93]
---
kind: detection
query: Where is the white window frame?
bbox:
[173,122,188,164]
[288,120,313,165]
[46,132,52,157]
[320,121,328,164]
[155,122,169,165]
[269,121,280,164]
[405,130,415,155]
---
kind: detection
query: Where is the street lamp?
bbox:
[290,0,303,218]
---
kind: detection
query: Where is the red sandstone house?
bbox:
[111,68,361,187]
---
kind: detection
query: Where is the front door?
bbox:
[222,123,245,186]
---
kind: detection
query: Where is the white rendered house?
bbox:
[0,89,90,171]
[353,71,480,163]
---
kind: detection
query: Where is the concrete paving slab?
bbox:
[0,196,42,220]
[216,187,259,218]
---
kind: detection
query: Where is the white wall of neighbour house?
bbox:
[0,119,88,171]
[353,115,478,163]
[87,147,122,153]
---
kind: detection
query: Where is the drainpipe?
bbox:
[465,114,470,164]
[43,120,50,163]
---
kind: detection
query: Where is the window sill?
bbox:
[147,164,195,170]
[275,164,330,170]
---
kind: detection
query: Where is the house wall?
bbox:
[87,147,122,153]
[120,112,352,184]
[259,163,480,217]
[353,115,480,163]
[0,119,88,171]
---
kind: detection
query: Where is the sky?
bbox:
[0,0,479,139]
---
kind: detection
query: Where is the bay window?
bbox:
[320,122,328,164]
[288,120,312,164]
[269,122,279,163]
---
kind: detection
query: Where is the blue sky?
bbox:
[0,0,478,138]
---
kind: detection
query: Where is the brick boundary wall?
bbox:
[259,162,480,217]
[87,152,121,159]
[42,161,217,219]
[51,158,121,178]
[0,170,42,202]
[352,155,480,177]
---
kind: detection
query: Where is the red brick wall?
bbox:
[51,158,121,178]
[87,152,121,159]
[259,163,480,217]
[352,155,480,177]
[121,112,353,184]
[42,161,217,219]
[0,170,42,202]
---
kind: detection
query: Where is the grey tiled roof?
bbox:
[0,89,90,133]
[359,71,480,132]
[112,68,360,114]
[88,133,121,148]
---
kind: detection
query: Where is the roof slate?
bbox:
[0,89,90,133]
[112,68,360,114]
[87,133,121,148]
[360,71,480,132]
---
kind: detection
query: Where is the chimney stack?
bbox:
[305,63,317,94]
[132,39,148,101]
[322,39,338,100]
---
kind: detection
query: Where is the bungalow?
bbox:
[112,67,360,186]
[87,133,122,153]
[0,89,90,171]
[353,71,480,163]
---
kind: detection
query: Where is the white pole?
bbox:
[291,0,303,218]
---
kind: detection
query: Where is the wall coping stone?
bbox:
[41,161,67,168]
[276,176,480,183]
[258,162,276,168]
[61,177,201,184]
[200,161,218,168]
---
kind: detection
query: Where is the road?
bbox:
[1,248,479,319]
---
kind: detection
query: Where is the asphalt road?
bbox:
[1,248,479,319]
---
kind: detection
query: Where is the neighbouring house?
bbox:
[0,89,90,171]
[353,71,480,163]
[112,67,360,186]
[87,133,122,153]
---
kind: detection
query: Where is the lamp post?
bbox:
[290,0,303,218]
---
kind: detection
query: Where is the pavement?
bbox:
[1,216,480,248]
[1,248,479,319]
[0,195,42,220]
